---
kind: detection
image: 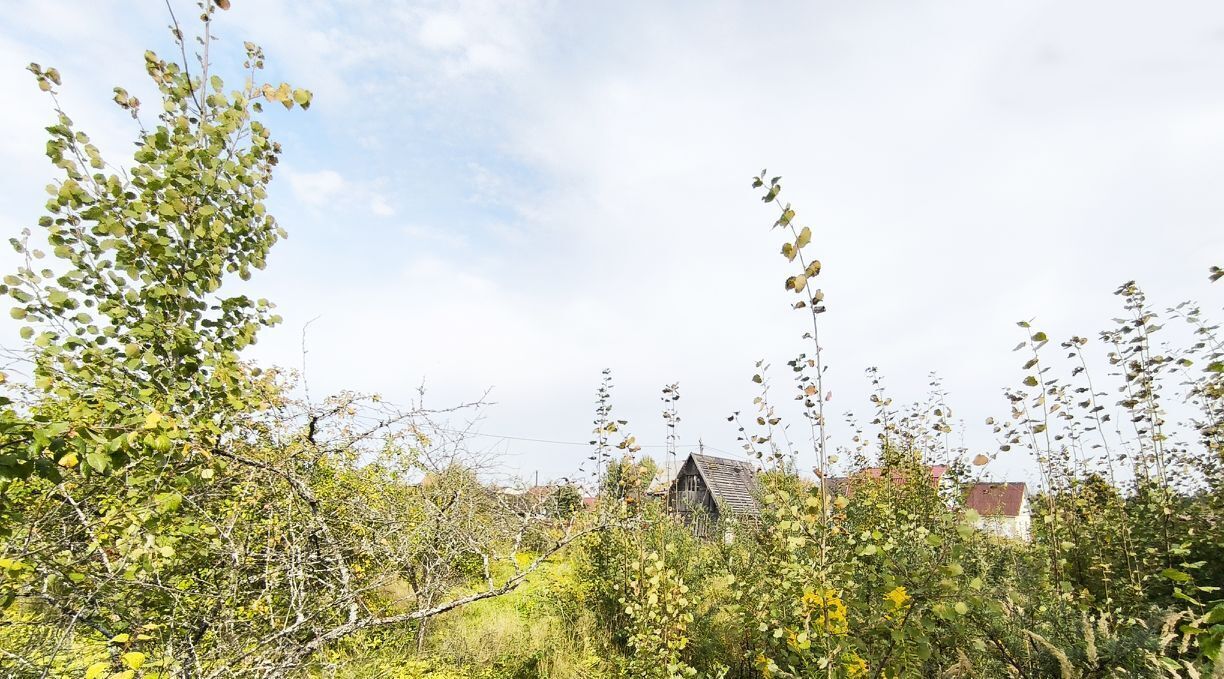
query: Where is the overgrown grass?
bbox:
[322,556,612,679]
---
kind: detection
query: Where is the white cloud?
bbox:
[4,0,1224,487]
[287,169,347,207]
[401,224,467,248]
[285,168,399,218]
[418,13,468,51]
[397,1,546,77]
[370,195,396,217]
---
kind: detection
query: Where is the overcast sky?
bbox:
[2,1,1222,487]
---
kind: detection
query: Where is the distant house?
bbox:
[498,484,582,518]
[965,482,1030,541]
[822,464,952,498]
[668,453,759,537]
[820,466,1030,540]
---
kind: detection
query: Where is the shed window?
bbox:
[679,475,704,492]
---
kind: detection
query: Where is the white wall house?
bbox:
[966,482,1030,541]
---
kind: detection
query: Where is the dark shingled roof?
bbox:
[965,482,1027,517]
[690,453,759,517]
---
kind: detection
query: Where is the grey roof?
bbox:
[690,453,759,516]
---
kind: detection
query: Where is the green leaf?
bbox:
[1173,587,1203,606]
[1160,568,1192,583]
[85,451,109,473]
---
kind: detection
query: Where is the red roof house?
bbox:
[964,482,1030,540]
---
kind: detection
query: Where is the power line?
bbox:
[436,427,710,449]
[337,412,750,459]
[441,428,749,459]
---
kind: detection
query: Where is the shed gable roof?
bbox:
[965,482,1027,517]
[688,453,759,516]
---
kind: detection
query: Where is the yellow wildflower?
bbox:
[884,586,910,610]
[801,587,848,634]
[802,586,825,609]
[755,652,778,677]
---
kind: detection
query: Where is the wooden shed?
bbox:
[668,453,759,536]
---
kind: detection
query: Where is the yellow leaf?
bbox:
[972,454,989,466]
[84,662,108,679]
[143,410,162,430]
[58,452,79,468]
[795,226,811,248]
[122,651,146,670]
